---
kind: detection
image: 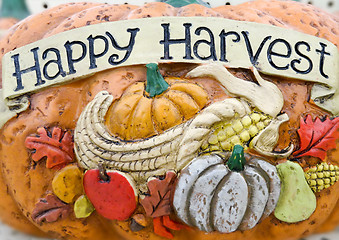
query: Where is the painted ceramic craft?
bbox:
[0,1,338,240]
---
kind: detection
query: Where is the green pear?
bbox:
[74,195,95,219]
[274,161,316,223]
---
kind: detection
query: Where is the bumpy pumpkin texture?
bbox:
[0,17,17,30]
[173,151,280,233]
[105,77,208,140]
[0,1,338,240]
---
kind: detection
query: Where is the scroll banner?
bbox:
[2,17,339,117]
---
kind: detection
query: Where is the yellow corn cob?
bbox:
[200,111,272,153]
[305,162,339,192]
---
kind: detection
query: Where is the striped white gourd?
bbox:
[173,146,281,233]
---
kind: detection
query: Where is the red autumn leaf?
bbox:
[293,115,339,161]
[153,217,174,239]
[25,127,75,168]
[32,194,72,224]
[140,172,189,239]
[153,216,189,239]
[140,171,176,218]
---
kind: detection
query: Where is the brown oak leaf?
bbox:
[140,171,176,218]
[293,115,339,161]
[25,127,75,168]
[32,194,72,224]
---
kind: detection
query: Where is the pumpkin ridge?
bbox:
[126,95,146,140]
[41,3,104,38]
[239,165,269,230]
[209,169,232,224]
[161,93,185,118]
[188,164,229,232]
[214,171,249,232]
[170,82,209,109]
[186,160,228,226]
[106,94,143,140]
[247,164,271,189]
[128,96,143,139]
[122,82,145,96]
[44,4,138,38]
[126,2,177,20]
[151,97,183,132]
[163,89,200,120]
[129,97,156,139]
[150,99,160,132]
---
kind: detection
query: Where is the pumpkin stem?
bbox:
[160,0,211,8]
[0,0,30,20]
[146,63,169,98]
[227,145,246,172]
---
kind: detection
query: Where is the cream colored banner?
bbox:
[2,17,339,115]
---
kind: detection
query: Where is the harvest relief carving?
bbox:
[1,17,338,128]
[8,22,332,93]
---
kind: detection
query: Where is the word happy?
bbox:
[2,17,337,101]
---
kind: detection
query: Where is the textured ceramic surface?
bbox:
[0,220,338,240]
[0,0,338,240]
[0,0,337,15]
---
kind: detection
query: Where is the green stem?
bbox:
[227,145,246,172]
[160,0,210,8]
[146,63,169,98]
[0,0,30,20]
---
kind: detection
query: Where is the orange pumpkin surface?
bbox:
[0,1,338,240]
[0,17,17,30]
[106,77,208,140]
[0,18,18,40]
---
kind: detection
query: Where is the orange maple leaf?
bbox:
[25,127,75,168]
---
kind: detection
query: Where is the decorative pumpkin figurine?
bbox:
[173,145,282,233]
[0,1,338,240]
[105,63,209,140]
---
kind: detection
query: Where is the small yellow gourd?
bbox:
[52,165,83,203]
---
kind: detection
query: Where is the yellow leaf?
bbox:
[74,195,95,218]
[52,165,83,203]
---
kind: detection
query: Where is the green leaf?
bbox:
[74,195,95,219]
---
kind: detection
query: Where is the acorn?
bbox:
[130,214,148,232]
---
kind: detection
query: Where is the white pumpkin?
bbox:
[173,146,281,233]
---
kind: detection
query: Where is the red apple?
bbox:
[83,169,137,221]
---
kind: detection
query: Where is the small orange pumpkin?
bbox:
[105,64,209,140]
